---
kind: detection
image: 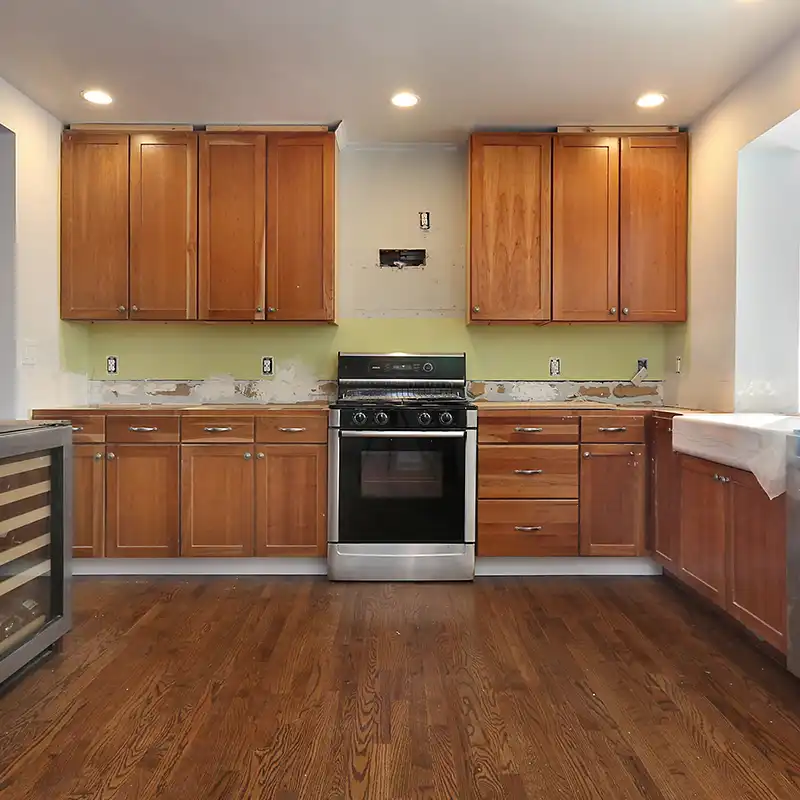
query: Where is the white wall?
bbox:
[665,33,800,410]
[735,146,800,412]
[0,76,88,416]
[0,126,15,417]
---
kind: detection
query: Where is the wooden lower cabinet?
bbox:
[72,444,106,558]
[651,415,680,569]
[180,445,255,557]
[478,500,578,556]
[105,444,180,558]
[255,444,326,556]
[579,444,645,556]
[678,456,728,607]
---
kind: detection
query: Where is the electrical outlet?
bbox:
[106,356,118,375]
[638,358,648,372]
[261,357,274,376]
[549,357,561,377]
[675,356,682,374]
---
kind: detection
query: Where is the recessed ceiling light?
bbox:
[81,89,113,105]
[636,92,667,109]
[391,91,419,108]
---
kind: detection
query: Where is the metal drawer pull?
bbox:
[514,469,543,475]
[129,426,158,432]
[598,427,627,432]
[72,425,84,432]
[583,451,636,458]
[278,427,307,433]
[514,525,543,532]
[514,427,544,433]
[203,426,233,433]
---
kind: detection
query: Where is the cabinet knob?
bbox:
[256,306,263,313]
[583,451,591,458]
[268,307,277,313]
[107,452,116,461]
[473,306,480,313]
[117,305,126,313]
[609,307,617,315]
[257,452,265,460]
[622,307,629,315]
[131,305,139,312]
[94,452,103,461]
[244,452,252,460]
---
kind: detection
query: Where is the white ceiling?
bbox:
[1,0,799,143]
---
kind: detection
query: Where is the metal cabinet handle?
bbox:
[720,475,730,484]
[609,307,617,315]
[72,425,84,432]
[473,306,480,313]
[514,526,543,532]
[244,452,252,460]
[268,307,277,313]
[129,426,158,432]
[584,451,636,458]
[514,427,544,433]
[598,427,627,433]
[107,452,116,461]
[514,469,543,475]
[94,452,103,461]
[622,307,629,315]
[131,305,139,312]
[203,426,233,433]
[117,305,126,313]
[278,427,307,433]
[257,452,265,460]
[256,306,263,313]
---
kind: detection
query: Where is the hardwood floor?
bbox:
[1,577,800,799]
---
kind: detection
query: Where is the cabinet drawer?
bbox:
[106,416,180,443]
[478,445,578,499]
[581,415,645,443]
[181,416,254,443]
[32,411,106,443]
[478,500,579,557]
[256,413,327,444]
[478,412,578,444]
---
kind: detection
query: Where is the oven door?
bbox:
[331,430,476,545]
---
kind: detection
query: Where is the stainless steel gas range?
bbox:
[327,353,477,581]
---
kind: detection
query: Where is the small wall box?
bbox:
[379,249,426,269]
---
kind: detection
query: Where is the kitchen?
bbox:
[2,1,800,797]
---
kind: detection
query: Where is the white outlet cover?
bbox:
[549,358,561,377]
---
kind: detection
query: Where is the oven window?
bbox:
[361,451,443,499]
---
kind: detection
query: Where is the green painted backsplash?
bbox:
[84,319,666,381]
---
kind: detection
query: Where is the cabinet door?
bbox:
[552,136,619,321]
[579,444,645,556]
[255,445,326,556]
[728,469,787,651]
[469,134,552,322]
[652,416,681,569]
[130,134,198,320]
[266,134,335,321]
[73,445,105,558]
[679,456,727,605]
[620,135,687,322]
[105,445,179,558]
[180,445,255,557]
[61,132,129,320]
[198,134,266,321]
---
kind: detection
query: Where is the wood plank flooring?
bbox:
[1,577,800,799]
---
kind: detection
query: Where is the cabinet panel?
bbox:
[181,445,254,557]
[679,456,726,605]
[478,500,578,557]
[728,470,787,651]
[478,445,578,499]
[73,445,105,558]
[469,134,552,321]
[255,412,328,444]
[255,445,326,556]
[620,135,687,322]
[105,445,180,558]
[652,416,681,569]
[478,412,579,445]
[61,132,129,319]
[581,414,646,444]
[266,134,335,321]
[579,444,645,556]
[130,134,198,320]
[553,136,619,321]
[198,134,266,321]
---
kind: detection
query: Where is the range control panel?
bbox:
[338,406,471,431]
[337,353,466,382]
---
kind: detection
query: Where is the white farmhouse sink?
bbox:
[672,413,800,498]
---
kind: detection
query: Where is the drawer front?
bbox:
[478,500,579,556]
[50,413,106,443]
[478,445,579,499]
[181,416,255,443]
[256,413,327,444]
[581,415,645,443]
[478,412,579,444]
[106,416,180,443]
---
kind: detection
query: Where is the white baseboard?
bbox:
[72,557,661,577]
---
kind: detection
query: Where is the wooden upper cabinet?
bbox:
[61,132,129,319]
[130,134,198,320]
[198,134,266,321]
[679,456,727,606]
[552,136,619,321]
[266,134,335,321]
[579,444,645,556]
[469,134,552,322]
[72,444,105,558]
[620,134,688,322]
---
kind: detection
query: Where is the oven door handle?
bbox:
[339,430,466,439]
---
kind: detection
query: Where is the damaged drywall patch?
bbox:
[468,380,663,405]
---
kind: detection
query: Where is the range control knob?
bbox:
[422,362,434,373]
[353,411,367,426]
[418,411,432,426]
[375,411,390,426]
[439,411,454,426]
